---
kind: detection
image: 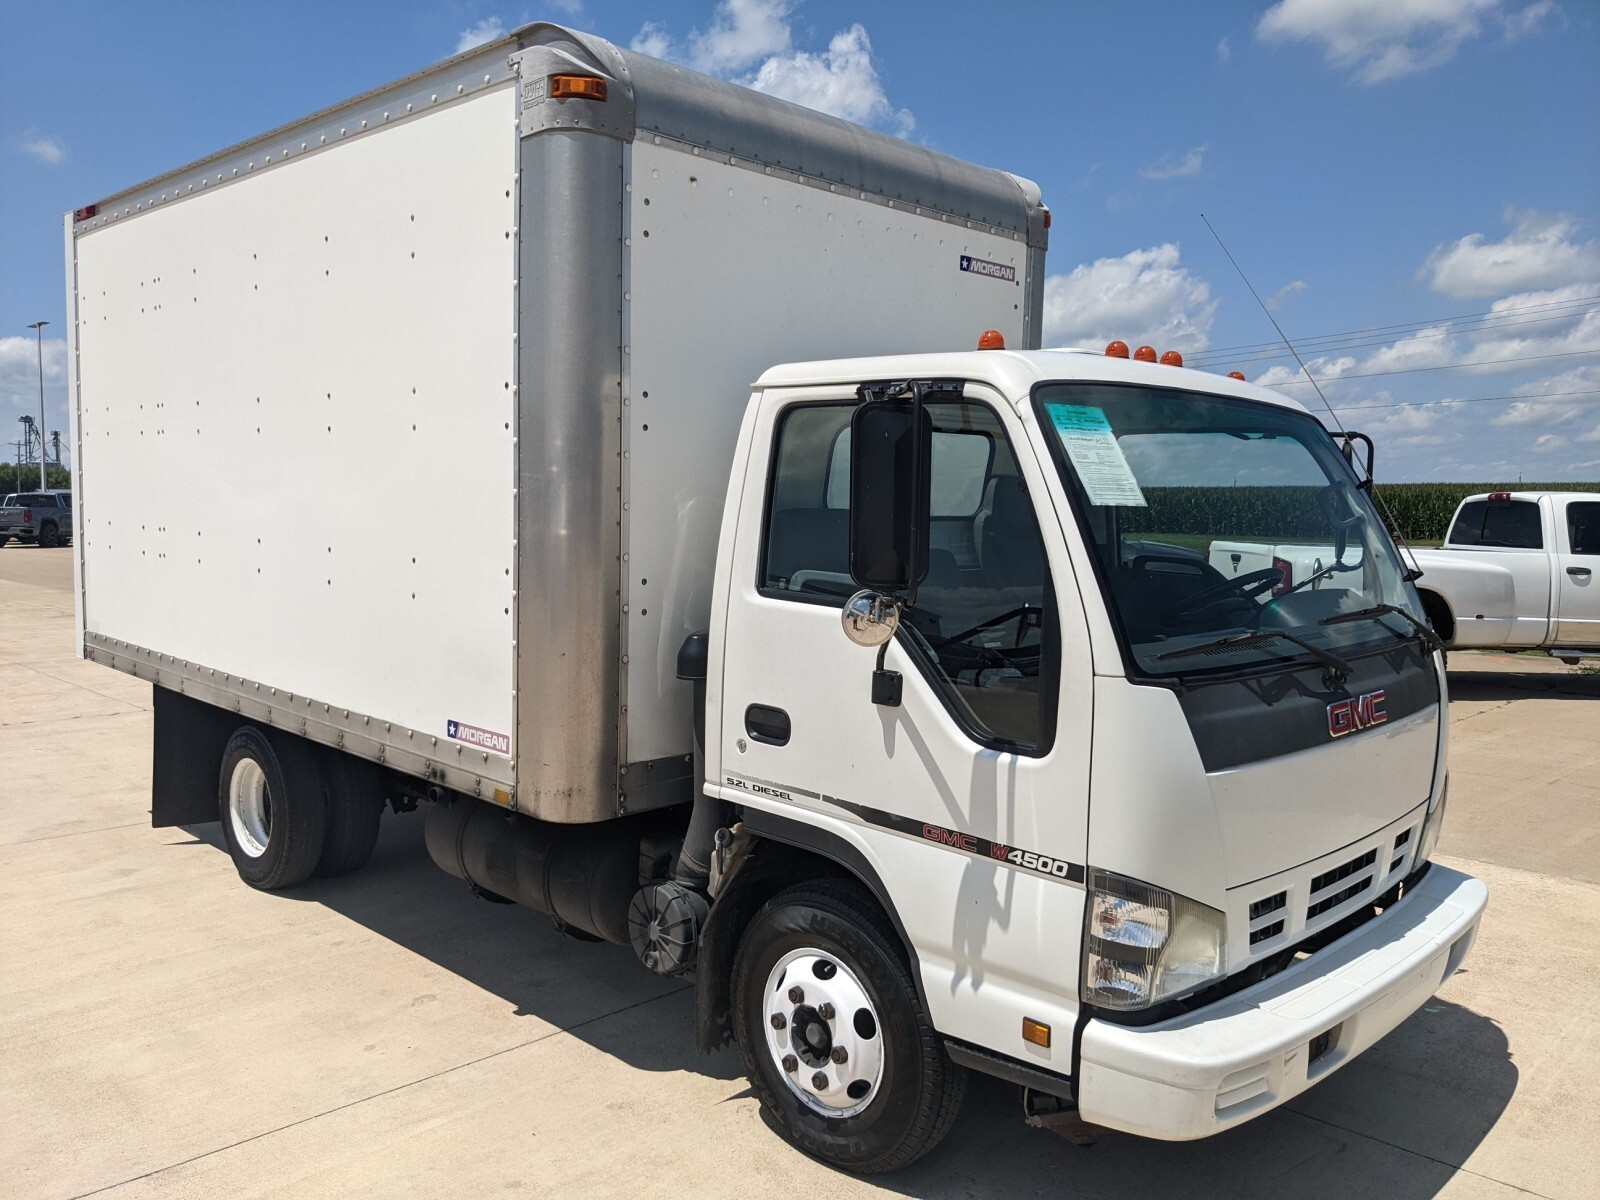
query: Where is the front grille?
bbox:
[1394,828,1411,848]
[1249,892,1287,920]
[1310,848,1377,893]
[1307,877,1371,919]
[1249,920,1285,945]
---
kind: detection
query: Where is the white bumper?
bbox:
[1077,863,1487,1140]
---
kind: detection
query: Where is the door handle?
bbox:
[744,704,791,746]
[1568,566,1592,578]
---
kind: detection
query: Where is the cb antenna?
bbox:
[1200,214,1423,579]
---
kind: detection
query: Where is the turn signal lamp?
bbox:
[1105,340,1130,359]
[1133,345,1158,362]
[1022,1018,1052,1048]
[1227,371,1247,381]
[977,329,1006,350]
[1160,350,1184,367]
[550,74,608,101]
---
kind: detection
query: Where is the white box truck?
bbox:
[67,23,1485,1174]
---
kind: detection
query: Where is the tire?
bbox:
[731,880,966,1174]
[38,522,60,549]
[315,749,385,877]
[217,726,328,890]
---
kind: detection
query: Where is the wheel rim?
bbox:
[761,947,886,1118]
[228,758,272,858]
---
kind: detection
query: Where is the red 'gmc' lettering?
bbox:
[1328,689,1388,738]
[922,824,978,853]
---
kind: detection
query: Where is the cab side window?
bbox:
[1449,499,1543,549]
[761,399,1057,753]
[1568,502,1600,555]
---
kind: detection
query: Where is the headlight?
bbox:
[1415,780,1449,866]
[1082,869,1227,1011]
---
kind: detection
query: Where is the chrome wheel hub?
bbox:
[762,948,884,1117]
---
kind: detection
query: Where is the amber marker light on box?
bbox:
[550,74,607,101]
[1022,1017,1052,1048]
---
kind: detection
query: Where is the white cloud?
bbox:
[1256,0,1549,84]
[20,133,66,165]
[1216,36,1232,62]
[1422,208,1600,298]
[0,335,69,434]
[1576,423,1600,443]
[1139,146,1207,181]
[1266,280,1308,311]
[631,1,912,135]
[549,0,584,15]
[456,17,505,54]
[1042,244,1218,353]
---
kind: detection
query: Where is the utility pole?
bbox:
[27,321,49,489]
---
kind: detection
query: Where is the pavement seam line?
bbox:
[21,663,155,710]
[1,821,148,847]
[67,983,694,1200]
[1283,1106,1555,1199]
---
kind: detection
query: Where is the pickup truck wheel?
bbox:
[218,727,328,890]
[731,880,965,1173]
[38,522,60,549]
[315,749,384,877]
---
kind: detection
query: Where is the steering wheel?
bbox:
[1162,566,1283,621]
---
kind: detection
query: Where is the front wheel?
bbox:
[218,727,328,890]
[731,880,966,1173]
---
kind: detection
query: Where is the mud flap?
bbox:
[152,686,239,827]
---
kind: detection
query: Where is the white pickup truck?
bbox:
[1209,491,1600,660]
[1409,491,1600,659]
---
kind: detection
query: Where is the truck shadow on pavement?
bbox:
[182,816,1517,1195]
[1447,665,1600,704]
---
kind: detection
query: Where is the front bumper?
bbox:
[1076,863,1486,1140]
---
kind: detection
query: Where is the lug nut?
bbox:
[817,1002,835,1020]
[830,1046,848,1064]
[782,1055,798,1072]
[788,986,804,1003]
[811,1071,829,1090]
[770,1013,787,1030]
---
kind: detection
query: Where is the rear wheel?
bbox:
[218,727,327,890]
[38,522,60,548]
[315,749,385,877]
[731,880,966,1173]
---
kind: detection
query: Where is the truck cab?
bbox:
[696,346,1483,1161]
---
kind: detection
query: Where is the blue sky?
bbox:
[3,0,1597,482]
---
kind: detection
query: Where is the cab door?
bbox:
[712,381,1094,1054]
[1555,498,1600,644]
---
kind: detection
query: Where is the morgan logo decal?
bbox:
[447,719,511,756]
[1328,690,1387,739]
[960,254,1016,283]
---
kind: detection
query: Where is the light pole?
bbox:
[26,321,48,489]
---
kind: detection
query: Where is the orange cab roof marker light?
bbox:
[1104,340,1129,358]
[1133,345,1158,362]
[977,330,1006,350]
[1227,371,1247,381]
[1160,350,1183,367]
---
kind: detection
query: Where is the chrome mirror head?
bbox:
[841,589,900,647]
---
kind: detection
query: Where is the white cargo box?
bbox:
[68,23,1048,822]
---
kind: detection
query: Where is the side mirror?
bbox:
[841,589,901,647]
[1336,430,1374,492]
[848,401,931,594]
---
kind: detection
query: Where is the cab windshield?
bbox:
[1035,383,1423,679]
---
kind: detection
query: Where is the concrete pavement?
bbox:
[3,544,1597,1199]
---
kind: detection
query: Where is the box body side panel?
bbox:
[74,86,519,768]
[622,138,1034,765]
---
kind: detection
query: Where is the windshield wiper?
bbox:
[1157,630,1352,680]
[1320,604,1442,652]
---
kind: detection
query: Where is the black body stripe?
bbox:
[724,773,1085,885]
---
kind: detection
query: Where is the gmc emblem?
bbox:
[1328,690,1388,738]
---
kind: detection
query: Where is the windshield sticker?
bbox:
[1046,405,1148,507]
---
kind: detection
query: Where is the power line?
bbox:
[1265,347,1600,384]
[1332,388,1600,413]
[1188,293,1600,362]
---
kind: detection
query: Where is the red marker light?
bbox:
[1133,345,1158,362]
[1227,371,1246,381]
[75,205,98,221]
[1488,491,1511,501]
[1105,340,1130,359]
[1160,350,1184,367]
[977,329,1005,350]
